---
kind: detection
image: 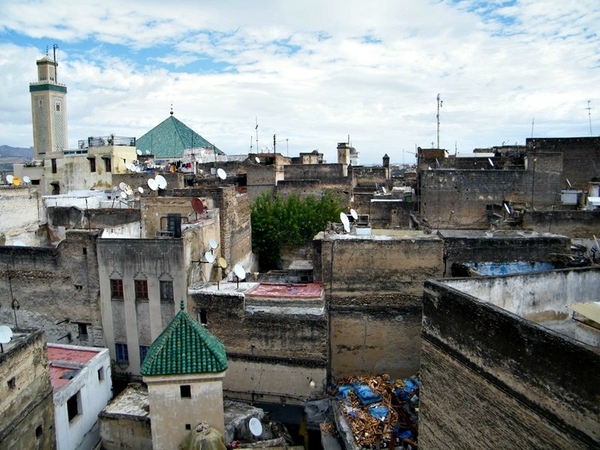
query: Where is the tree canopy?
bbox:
[251,191,343,270]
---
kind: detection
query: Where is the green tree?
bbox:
[251,191,343,270]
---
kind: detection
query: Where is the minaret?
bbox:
[30,50,68,160]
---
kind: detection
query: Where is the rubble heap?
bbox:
[331,373,419,449]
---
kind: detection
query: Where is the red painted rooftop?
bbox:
[48,345,101,391]
[246,282,323,299]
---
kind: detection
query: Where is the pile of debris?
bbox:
[330,373,419,449]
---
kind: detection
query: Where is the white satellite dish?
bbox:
[0,325,13,344]
[205,251,215,264]
[124,185,134,196]
[147,178,159,191]
[136,149,142,156]
[340,212,350,233]
[233,264,246,280]
[138,186,144,194]
[350,208,358,220]
[119,181,127,190]
[23,176,31,184]
[209,239,218,249]
[217,168,227,180]
[125,162,134,171]
[146,150,150,155]
[6,175,14,184]
[249,418,262,437]
[155,175,167,189]
[255,157,260,163]
[120,191,128,199]
[488,158,494,167]
[382,186,387,194]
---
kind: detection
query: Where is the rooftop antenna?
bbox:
[286,138,289,156]
[255,117,259,152]
[250,135,253,152]
[436,93,443,149]
[531,117,535,138]
[273,134,276,154]
[53,44,59,83]
[587,100,593,136]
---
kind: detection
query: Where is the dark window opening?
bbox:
[88,157,96,173]
[115,343,129,363]
[111,279,124,299]
[103,157,112,172]
[67,392,81,422]
[82,247,87,255]
[199,309,208,325]
[51,159,57,174]
[55,103,61,112]
[36,425,43,438]
[7,377,16,389]
[180,385,191,398]
[76,323,88,336]
[32,179,40,185]
[98,367,104,382]
[160,280,174,302]
[135,280,148,300]
[185,424,191,430]
[139,345,149,364]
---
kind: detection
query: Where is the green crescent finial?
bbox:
[180,299,185,311]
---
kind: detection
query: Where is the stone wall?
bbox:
[0,329,56,450]
[313,233,444,379]
[0,186,44,245]
[353,166,388,187]
[420,272,600,449]
[0,230,103,346]
[524,209,600,238]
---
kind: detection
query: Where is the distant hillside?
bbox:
[0,145,34,158]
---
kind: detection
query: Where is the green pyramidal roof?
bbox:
[136,115,224,159]
[140,305,227,376]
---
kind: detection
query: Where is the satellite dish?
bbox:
[504,203,512,214]
[138,186,144,194]
[350,208,358,220]
[136,149,142,156]
[123,184,133,196]
[340,212,350,233]
[119,181,127,190]
[205,251,215,264]
[146,150,150,155]
[217,168,227,180]
[233,264,246,280]
[192,198,207,214]
[218,257,228,269]
[155,175,167,189]
[381,186,387,194]
[120,191,128,199]
[488,158,494,167]
[125,162,134,171]
[255,157,260,163]
[12,177,21,187]
[23,176,31,184]
[209,239,218,249]
[0,325,13,344]
[6,175,14,184]
[147,178,159,191]
[249,418,262,437]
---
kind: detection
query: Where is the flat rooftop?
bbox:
[48,344,104,391]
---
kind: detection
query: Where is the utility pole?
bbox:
[436,93,443,149]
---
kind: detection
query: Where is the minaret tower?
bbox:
[29,46,68,160]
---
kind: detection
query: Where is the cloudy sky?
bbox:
[0,0,598,165]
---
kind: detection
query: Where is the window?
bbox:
[98,367,105,382]
[198,309,207,326]
[115,343,129,363]
[111,279,124,299]
[139,345,149,364]
[160,280,174,302]
[51,159,57,174]
[104,157,112,173]
[76,322,88,336]
[67,391,81,422]
[180,385,191,398]
[135,280,148,300]
[7,377,16,389]
[55,103,61,112]
[88,157,96,172]
[185,424,191,430]
[36,425,43,438]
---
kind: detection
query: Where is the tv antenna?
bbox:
[587,100,593,136]
[436,93,443,149]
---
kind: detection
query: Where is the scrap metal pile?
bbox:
[331,373,419,449]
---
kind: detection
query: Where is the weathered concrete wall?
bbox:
[0,186,44,245]
[439,230,571,276]
[527,136,600,191]
[0,330,56,450]
[283,163,347,183]
[314,233,444,379]
[189,288,328,405]
[367,199,416,228]
[353,166,388,187]
[420,273,600,449]
[246,164,277,202]
[524,209,600,238]
[0,230,103,346]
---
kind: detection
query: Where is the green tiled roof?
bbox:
[140,305,227,376]
[136,115,224,159]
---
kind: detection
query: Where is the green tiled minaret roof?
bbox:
[136,114,224,159]
[140,302,227,376]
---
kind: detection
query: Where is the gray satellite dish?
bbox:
[120,191,128,199]
[6,175,14,184]
[23,176,31,184]
[209,239,218,249]
[136,149,142,156]
[249,418,262,437]
[0,325,13,344]
[147,178,159,191]
[233,264,246,280]
[155,175,167,189]
[340,212,350,233]
[138,186,144,194]
[350,208,358,220]
[217,168,227,180]
[119,182,127,190]
[205,251,215,264]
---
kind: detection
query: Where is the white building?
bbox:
[49,343,112,450]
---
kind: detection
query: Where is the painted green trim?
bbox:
[29,84,67,93]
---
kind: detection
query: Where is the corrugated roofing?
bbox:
[140,304,227,376]
[136,115,223,159]
[568,302,600,325]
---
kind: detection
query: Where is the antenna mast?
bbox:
[255,117,259,151]
[531,118,535,138]
[436,93,443,149]
[53,44,59,83]
[273,134,276,153]
[587,100,593,136]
